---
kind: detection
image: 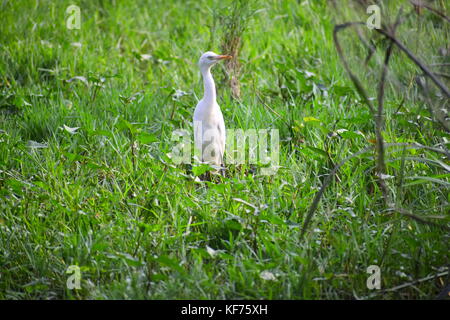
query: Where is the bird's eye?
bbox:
[207,56,215,60]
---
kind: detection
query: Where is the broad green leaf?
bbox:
[305,146,329,158]
[303,116,320,122]
[155,255,185,274]
[137,132,158,144]
[192,164,212,176]
[91,129,114,139]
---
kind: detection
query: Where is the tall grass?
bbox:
[0,0,448,299]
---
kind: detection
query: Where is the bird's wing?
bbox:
[193,100,204,153]
[217,108,226,165]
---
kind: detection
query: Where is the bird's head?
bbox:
[198,51,232,70]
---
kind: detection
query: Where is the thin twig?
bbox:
[415,76,450,133]
[299,142,450,239]
[300,146,373,240]
[361,270,449,299]
[388,207,450,232]
[256,92,291,129]
[333,22,376,114]
[410,0,450,23]
[384,142,450,159]
[433,72,450,80]
[375,9,403,203]
[374,28,450,97]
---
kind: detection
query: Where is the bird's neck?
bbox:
[201,66,216,105]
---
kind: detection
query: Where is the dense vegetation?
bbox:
[0,0,448,299]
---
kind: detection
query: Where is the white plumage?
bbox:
[193,51,231,168]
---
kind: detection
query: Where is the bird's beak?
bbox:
[215,55,233,60]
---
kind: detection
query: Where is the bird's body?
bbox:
[193,99,225,166]
[193,52,231,168]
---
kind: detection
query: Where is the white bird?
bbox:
[193,51,232,171]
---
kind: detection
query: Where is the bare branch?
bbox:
[410,0,450,23]
[374,28,450,97]
[333,22,376,114]
[360,270,449,299]
[300,146,373,240]
[375,9,403,203]
[388,207,450,232]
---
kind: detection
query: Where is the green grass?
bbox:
[0,0,449,299]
